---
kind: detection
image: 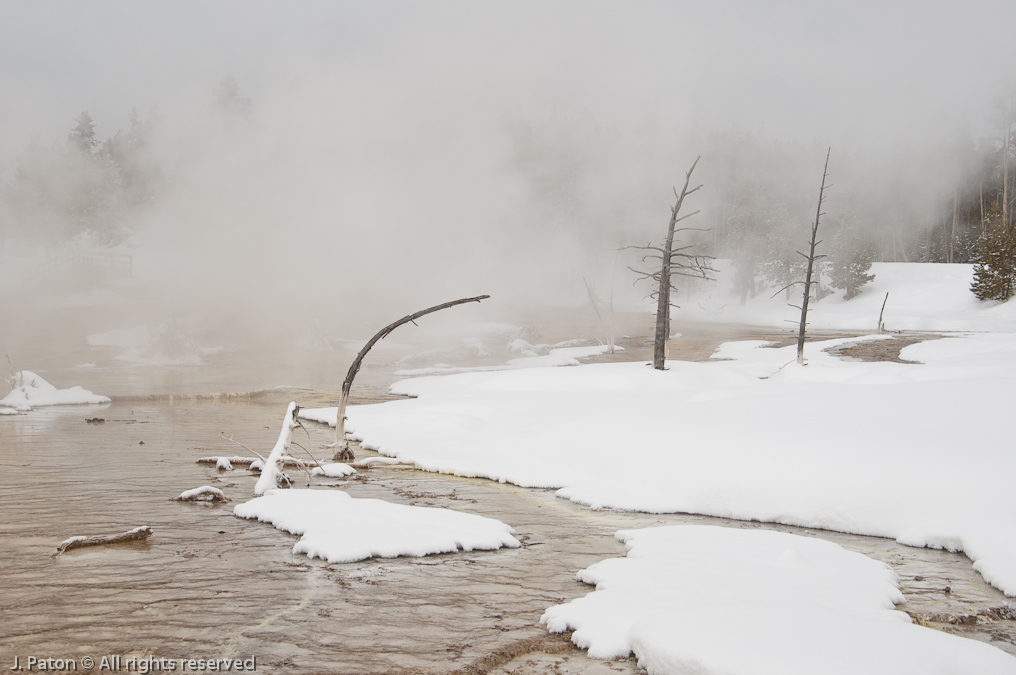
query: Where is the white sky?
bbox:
[2,0,1014,171]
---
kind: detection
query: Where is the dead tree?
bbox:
[628,157,715,370]
[329,295,490,461]
[582,277,614,354]
[791,148,832,364]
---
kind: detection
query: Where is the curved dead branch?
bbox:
[331,295,490,460]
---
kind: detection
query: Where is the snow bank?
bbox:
[674,261,1016,331]
[302,333,1016,596]
[542,526,1016,674]
[1,370,110,411]
[233,489,519,563]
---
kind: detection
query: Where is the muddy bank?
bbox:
[2,319,1014,673]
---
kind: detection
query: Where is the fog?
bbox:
[2,1,1015,351]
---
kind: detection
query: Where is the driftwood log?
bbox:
[55,526,153,555]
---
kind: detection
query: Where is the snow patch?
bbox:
[543,525,1016,674]
[310,463,357,478]
[1,371,110,411]
[233,489,520,563]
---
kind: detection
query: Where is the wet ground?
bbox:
[2,309,1014,673]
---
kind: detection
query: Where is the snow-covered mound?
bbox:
[542,526,1016,674]
[675,261,1016,331]
[310,463,357,478]
[1,370,110,411]
[300,333,1016,596]
[233,489,519,563]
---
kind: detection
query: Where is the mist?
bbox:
[2,0,1015,351]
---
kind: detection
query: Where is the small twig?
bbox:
[287,441,319,485]
[220,434,268,463]
[289,440,324,468]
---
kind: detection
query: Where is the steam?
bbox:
[2,1,1015,342]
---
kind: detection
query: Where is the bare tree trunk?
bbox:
[1004,96,1011,230]
[796,148,831,365]
[981,179,986,238]
[653,158,702,370]
[877,292,889,333]
[950,191,958,263]
[332,295,489,460]
[583,277,614,354]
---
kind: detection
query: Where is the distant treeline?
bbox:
[0,76,248,253]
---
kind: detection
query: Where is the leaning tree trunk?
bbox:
[332,295,489,460]
[796,148,831,365]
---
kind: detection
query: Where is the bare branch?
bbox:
[220,434,267,463]
[770,281,804,299]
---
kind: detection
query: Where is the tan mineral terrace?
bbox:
[1,319,1014,674]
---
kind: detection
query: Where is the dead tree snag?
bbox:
[628,157,714,370]
[330,295,490,460]
[795,148,832,364]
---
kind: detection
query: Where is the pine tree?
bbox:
[214,75,251,117]
[68,111,98,154]
[828,224,876,300]
[970,220,1016,301]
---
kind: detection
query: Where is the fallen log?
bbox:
[56,526,153,555]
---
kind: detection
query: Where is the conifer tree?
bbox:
[68,112,98,154]
[829,224,876,300]
[970,220,1016,301]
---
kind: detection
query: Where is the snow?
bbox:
[176,486,227,501]
[254,402,299,496]
[233,489,520,563]
[674,261,1016,331]
[300,332,1016,597]
[542,525,1016,674]
[310,462,357,478]
[1,370,110,411]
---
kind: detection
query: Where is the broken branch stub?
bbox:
[332,295,490,460]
